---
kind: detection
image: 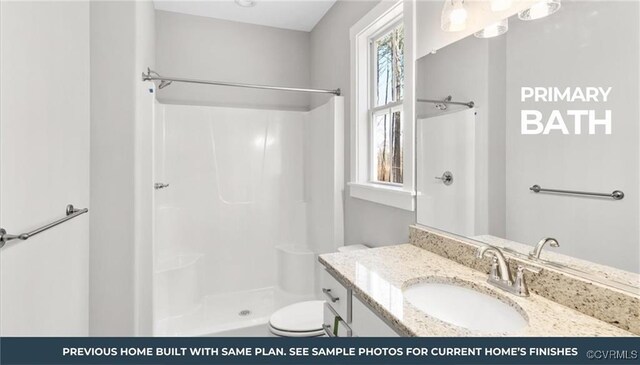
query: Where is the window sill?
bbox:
[348,182,415,211]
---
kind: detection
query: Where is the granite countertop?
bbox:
[319,244,635,337]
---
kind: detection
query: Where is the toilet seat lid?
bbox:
[269,300,324,332]
[268,325,325,337]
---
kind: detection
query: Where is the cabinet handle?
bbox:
[322,288,339,302]
[322,324,335,337]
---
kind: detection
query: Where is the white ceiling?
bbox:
[153,0,337,32]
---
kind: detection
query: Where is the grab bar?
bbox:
[0,204,89,248]
[529,185,624,200]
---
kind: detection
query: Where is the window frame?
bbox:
[349,0,415,211]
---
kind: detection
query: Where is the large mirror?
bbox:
[415,0,639,292]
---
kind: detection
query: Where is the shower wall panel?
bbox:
[155,104,307,296]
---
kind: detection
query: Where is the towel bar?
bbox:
[529,185,624,200]
[0,204,89,248]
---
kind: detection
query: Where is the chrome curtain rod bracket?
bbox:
[0,204,89,248]
[142,67,341,96]
[417,96,475,109]
[530,184,624,200]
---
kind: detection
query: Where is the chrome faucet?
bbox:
[477,245,539,297]
[477,245,512,284]
[529,237,559,259]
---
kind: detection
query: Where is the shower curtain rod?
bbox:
[142,68,341,96]
[417,97,475,109]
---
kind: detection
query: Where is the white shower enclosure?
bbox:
[152,98,343,336]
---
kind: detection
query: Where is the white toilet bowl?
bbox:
[268,244,370,337]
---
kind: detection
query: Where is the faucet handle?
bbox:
[514,266,530,296]
[513,264,542,297]
[489,256,500,280]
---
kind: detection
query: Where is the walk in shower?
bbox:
[149,73,343,335]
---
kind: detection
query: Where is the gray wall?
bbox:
[1,0,90,335]
[90,0,136,336]
[90,0,155,336]
[310,0,415,247]
[155,10,311,111]
[487,36,507,238]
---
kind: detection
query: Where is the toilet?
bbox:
[268,244,369,337]
[268,300,326,337]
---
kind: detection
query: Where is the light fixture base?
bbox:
[518,0,561,21]
[234,0,256,8]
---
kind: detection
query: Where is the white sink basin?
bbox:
[403,282,527,334]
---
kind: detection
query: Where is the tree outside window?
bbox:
[372,23,404,184]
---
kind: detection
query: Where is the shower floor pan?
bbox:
[154,286,315,336]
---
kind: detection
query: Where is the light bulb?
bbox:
[441,0,468,32]
[474,19,508,38]
[450,6,468,25]
[491,0,512,12]
[518,0,561,21]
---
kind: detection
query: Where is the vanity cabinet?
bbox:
[320,269,350,321]
[320,268,399,337]
[350,296,400,337]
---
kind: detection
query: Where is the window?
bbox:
[349,1,415,211]
[373,109,403,183]
[371,23,404,184]
[374,23,404,107]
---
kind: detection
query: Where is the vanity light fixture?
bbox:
[490,0,512,12]
[474,19,508,38]
[518,0,561,21]
[234,0,256,8]
[441,0,468,32]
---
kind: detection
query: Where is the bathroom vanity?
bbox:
[318,227,638,337]
[320,269,399,337]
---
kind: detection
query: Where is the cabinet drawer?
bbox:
[322,302,352,337]
[351,296,399,337]
[320,269,350,321]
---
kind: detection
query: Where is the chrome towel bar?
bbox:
[529,185,624,200]
[0,204,89,248]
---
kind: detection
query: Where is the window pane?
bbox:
[375,23,404,107]
[373,110,403,184]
